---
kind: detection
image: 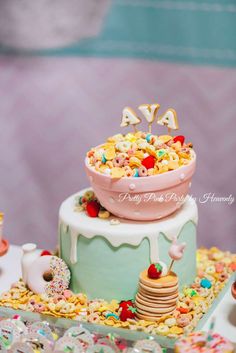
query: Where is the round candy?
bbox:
[138,166,148,177]
[27,256,71,295]
[145,133,152,143]
[184,288,197,297]
[113,156,124,167]
[200,278,212,289]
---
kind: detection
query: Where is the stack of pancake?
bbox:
[135,270,179,321]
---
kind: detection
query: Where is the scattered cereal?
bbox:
[0,248,235,339]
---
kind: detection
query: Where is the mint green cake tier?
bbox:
[59,189,198,301]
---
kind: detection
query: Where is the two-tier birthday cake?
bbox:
[59,104,197,304]
[0,103,235,342]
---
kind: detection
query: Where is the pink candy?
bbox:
[138,166,148,177]
[33,303,46,313]
[63,289,73,299]
[113,157,125,167]
[177,314,191,327]
[215,262,224,273]
[53,294,66,303]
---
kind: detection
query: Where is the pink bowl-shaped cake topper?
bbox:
[85,151,196,221]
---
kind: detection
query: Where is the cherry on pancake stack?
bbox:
[135,270,179,321]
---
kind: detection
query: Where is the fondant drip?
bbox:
[148,234,159,263]
[70,230,79,265]
[67,223,196,265]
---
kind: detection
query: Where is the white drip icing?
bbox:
[70,230,79,265]
[59,190,198,266]
[148,233,159,263]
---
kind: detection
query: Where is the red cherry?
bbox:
[119,301,136,321]
[86,201,100,217]
[148,263,163,279]
[40,250,52,256]
[142,155,155,169]
[173,135,185,145]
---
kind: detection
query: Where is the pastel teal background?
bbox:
[60,221,196,301]
[1,0,236,67]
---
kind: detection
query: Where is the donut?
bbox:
[27,256,70,296]
[174,332,234,353]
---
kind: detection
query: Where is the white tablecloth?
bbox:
[0,245,235,342]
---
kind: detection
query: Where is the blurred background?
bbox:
[0,0,235,250]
